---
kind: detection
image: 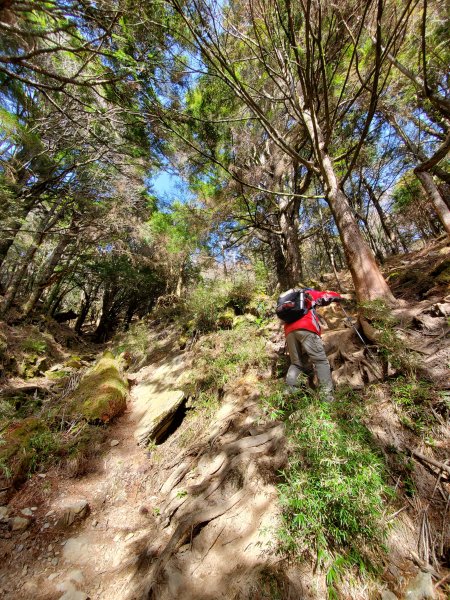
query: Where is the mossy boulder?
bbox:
[64,356,83,369]
[217,308,235,329]
[432,258,450,285]
[68,353,128,423]
[0,417,50,485]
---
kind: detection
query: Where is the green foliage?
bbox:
[359,300,418,374]
[186,323,268,395]
[263,385,391,596]
[183,277,258,333]
[389,377,436,435]
[21,337,47,354]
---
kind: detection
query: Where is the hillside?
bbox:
[0,238,449,600]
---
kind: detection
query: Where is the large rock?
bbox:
[134,388,185,445]
[68,353,128,423]
[132,353,188,445]
[57,500,90,527]
[404,571,435,600]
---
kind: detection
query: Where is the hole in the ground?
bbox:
[154,399,188,445]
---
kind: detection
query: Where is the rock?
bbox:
[62,535,91,564]
[22,565,28,576]
[404,571,435,600]
[124,532,134,541]
[0,506,9,521]
[48,573,58,581]
[57,580,89,600]
[382,590,398,600]
[52,557,59,566]
[31,507,37,511]
[66,570,84,584]
[67,354,128,423]
[20,508,33,517]
[428,302,450,318]
[43,522,50,529]
[134,388,185,445]
[57,500,90,527]
[9,516,30,531]
[110,439,120,447]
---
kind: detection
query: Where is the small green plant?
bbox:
[21,337,47,354]
[27,429,61,472]
[266,386,392,598]
[389,377,435,435]
[359,300,418,374]
[176,489,187,498]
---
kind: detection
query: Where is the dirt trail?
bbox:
[0,345,286,600]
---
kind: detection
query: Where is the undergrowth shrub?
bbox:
[179,321,269,446]
[389,376,436,435]
[262,384,392,598]
[183,277,260,333]
[359,299,418,374]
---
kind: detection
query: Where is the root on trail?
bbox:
[129,388,287,600]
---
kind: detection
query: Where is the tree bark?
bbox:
[279,196,303,287]
[22,233,72,317]
[301,106,395,304]
[0,203,67,316]
[269,233,291,290]
[415,170,450,235]
[363,179,407,253]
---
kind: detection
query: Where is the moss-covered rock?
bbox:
[64,356,83,369]
[68,353,128,423]
[0,417,49,485]
[217,308,235,329]
[432,258,450,284]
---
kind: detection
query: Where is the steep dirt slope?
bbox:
[0,238,449,600]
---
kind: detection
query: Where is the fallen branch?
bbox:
[409,449,450,479]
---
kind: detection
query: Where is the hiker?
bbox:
[277,288,343,401]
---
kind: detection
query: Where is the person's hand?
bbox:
[335,293,353,302]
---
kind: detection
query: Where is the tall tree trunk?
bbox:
[363,179,407,253]
[301,106,395,304]
[22,233,72,317]
[415,170,450,235]
[0,203,66,317]
[279,197,303,286]
[75,291,94,334]
[269,233,291,289]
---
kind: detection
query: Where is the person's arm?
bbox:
[309,289,343,306]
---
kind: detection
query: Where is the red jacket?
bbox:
[284,289,342,337]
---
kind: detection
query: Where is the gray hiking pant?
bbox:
[286,329,334,401]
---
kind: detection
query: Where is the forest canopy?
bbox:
[0,0,449,337]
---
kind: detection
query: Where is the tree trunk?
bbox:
[438,183,450,210]
[22,234,72,317]
[300,105,395,304]
[364,180,406,253]
[0,202,67,316]
[270,233,291,290]
[94,287,118,342]
[415,170,450,234]
[279,196,303,286]
[75,292,93,334]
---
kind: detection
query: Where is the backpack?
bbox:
[276,288,311,323]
